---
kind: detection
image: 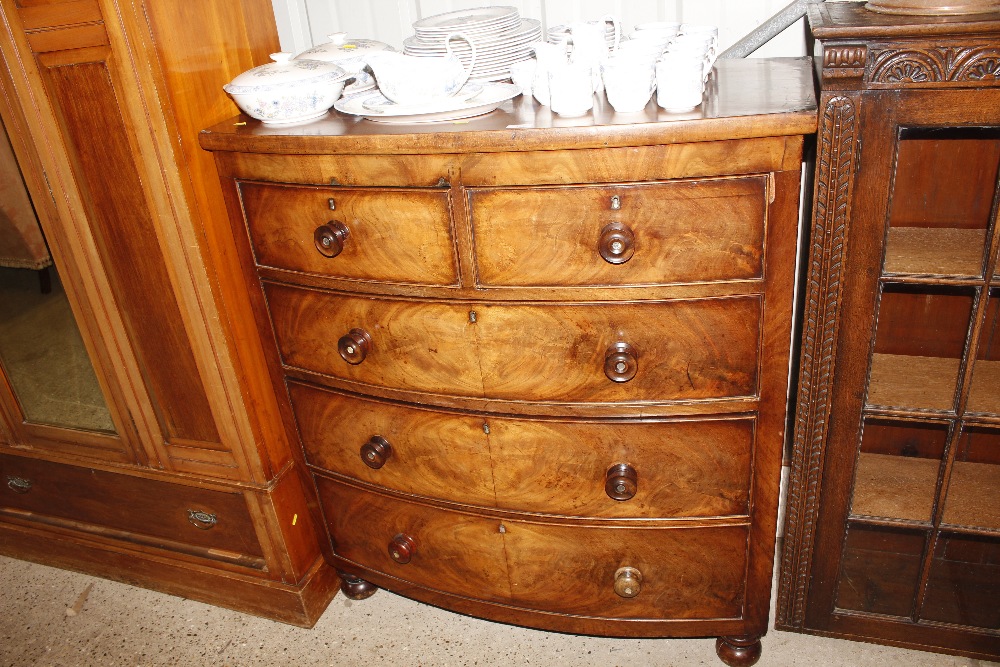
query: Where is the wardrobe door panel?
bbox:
[35,46,220,448]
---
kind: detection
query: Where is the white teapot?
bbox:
[366,32,477,105]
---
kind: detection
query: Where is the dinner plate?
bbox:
[335,82,519,123]
[413,6,519,33]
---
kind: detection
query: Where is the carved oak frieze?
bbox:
[869,45,1000,87]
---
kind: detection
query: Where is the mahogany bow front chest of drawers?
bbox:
[200,58,817,666]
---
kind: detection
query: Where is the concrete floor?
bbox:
[1,555,996,667]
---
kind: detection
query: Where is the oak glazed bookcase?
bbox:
[778,2,1000,660]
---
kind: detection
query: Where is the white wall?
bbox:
[268,0,812,59]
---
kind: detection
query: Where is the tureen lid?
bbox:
[224,53,350,94]
[294,33,396,62]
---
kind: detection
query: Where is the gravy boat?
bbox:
[366,32,477,106]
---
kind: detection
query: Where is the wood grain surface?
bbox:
[502,520,748,620]
[468,177,766,287]
[240,181,458,286]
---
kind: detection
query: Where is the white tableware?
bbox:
[223,53,352,124]
[634,21,681,34]
[334,82,519,123]
[656,54,704,112]
[602,58,655,113]
[367,33,477,105]
[413,6,520,38]
[530,41,568,105]
[294,33,395,93]
[508,58,536,96]
[548,61,594,117]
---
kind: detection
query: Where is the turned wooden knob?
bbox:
[598,222,635,264]
[388,533,416,564]
[604,341,638,383]
[360,436,392,469]
[314,221,350,258]
[338,328,372,365]
[614,566,642,598]
[606,463,638,501]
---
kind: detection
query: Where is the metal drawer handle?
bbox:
[6,476,32,494]
[187,509,218,530]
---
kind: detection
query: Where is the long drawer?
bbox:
[0,453,264,562]
[266,284,761,403]
[468,177,767,287]
[291,382,753,519]
[238,181,458,286]
[318,476,748,620]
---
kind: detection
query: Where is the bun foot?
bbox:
[715,635,762,667]
[337,571,378,600]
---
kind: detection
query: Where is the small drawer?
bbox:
[238,181,458,286]
[468,177,767,287]
[490,417,754,519]
[502,520,748,620]
[0,454,264,561]
[317,476,510,602]
[266,284,761,403]
[266,283,482,397]
[289,382,495,506]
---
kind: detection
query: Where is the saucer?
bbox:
[335,82,519,123]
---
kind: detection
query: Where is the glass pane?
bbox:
[868,286,973,412]
[967,289,1000,416]
[922,532,1000,629]
[851,419,947,522]
[836,523,926,617]
[942,427,1000,531]
[0,118,114,433]
[884,128,1000,278]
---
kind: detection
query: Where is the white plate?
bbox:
[407,19,541,50]
[360,82,484,111]
[335,82,519,123]
[413,6,519,33]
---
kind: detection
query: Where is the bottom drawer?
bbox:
[0,453,264,563]
[317,475,510,602]
[317,476,749,620]
[503,520,748,620]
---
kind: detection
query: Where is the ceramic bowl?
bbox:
[294,32,395,93]
[223,53,352,124]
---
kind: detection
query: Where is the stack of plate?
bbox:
[402,6,542,82]
[547,21,620,51]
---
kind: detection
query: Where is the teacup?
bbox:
[509,59,536,97]
[656,54,704,112]
[531,41,569,106]
[366,32,477,105]
[548,61,594,116]
[602,59,654,113]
